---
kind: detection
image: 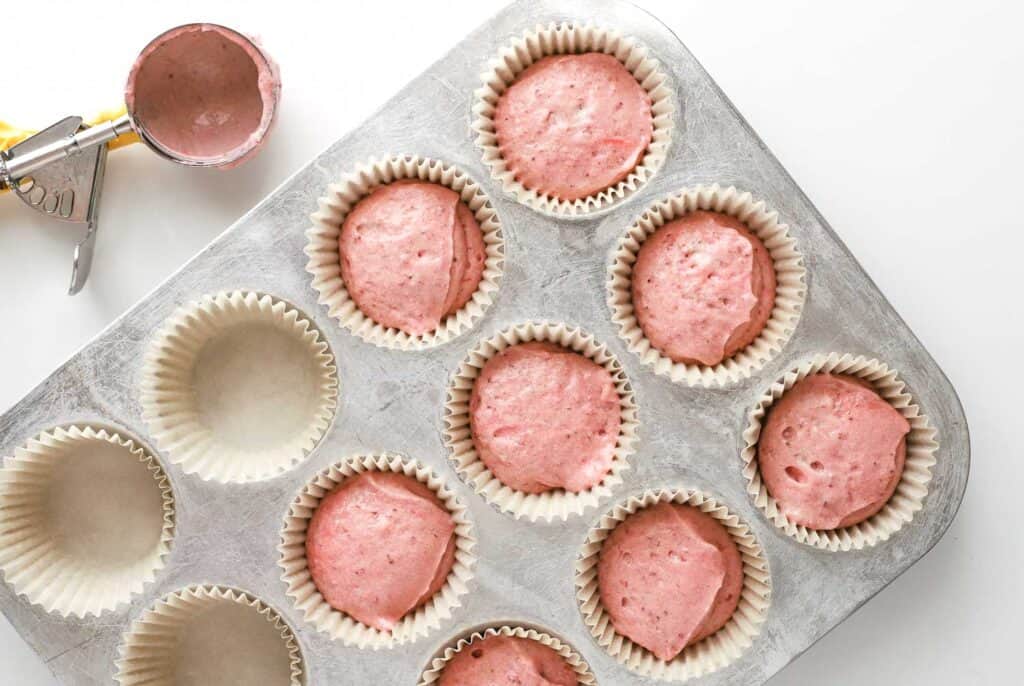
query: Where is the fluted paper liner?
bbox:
[419,624,596,685]
[742,352,938,551]
[114,584,304,686]
[474,22,674,216]
[305,155,505,350]
[444,321,639,521]
[141,291,339,483]
[575,488,771,681]
[279,453,476,648]
[609,184,806,387]
[0,425,174,618]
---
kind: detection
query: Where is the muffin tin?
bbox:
[0,1,969,684]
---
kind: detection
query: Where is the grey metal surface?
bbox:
[0,0,970,684]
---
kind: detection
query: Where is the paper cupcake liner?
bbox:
[741,352,939,551]
[575,488,771,681]
[444,321,639,522]
[0,425,175,618]
[473,22,674,217]
[279,453,476,649]
[418,624,597,685]
[114,584,304,686]
[608,184,806,387]
[305,155,505,350]
[141,290,339,484]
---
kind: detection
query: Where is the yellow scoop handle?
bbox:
[0,105,140,153]
[1,106,139,195]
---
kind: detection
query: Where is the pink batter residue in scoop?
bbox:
[494,52,653,201]
[126,23,281,167]
[439,635,577,686]
[339,181,485,336]
[598,502,743,662]
[469,341,621,494]
[304,471,456,631]
[758,373,911,530]
[632,211,776,367]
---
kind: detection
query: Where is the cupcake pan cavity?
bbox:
[444,320,639,522]
[0,425,174,618]
[114,585,304,686]
[306,155,505,350]
[741,353,938,552]
[609,184,806,387]
[575,488,771,681]
[279,453,476,648]
[419,624,597,685]
[474,21,674,217]
[141,290,339,483]
[0,1,968,684]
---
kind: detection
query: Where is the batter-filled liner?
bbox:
[305,155,504,350]
[114,584,304,686]
[418,624,596,685]
[474,22,674,217]
[742,352,939,551]
[0,425,174,618]
[279,453,476,648]
[444,321,639,522]
[575,488,771,681]
[140,291,338,483]
[609,183,806,387]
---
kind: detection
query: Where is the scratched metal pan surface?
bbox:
[0,0,969,684]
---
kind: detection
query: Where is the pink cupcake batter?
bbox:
[469,342,620,494]
[305,471,456,631]
[125,23,280,168]
[598,502,743,662]
[758,373,911,530]
[340,181,485,336]
[632,211,776,366]
[494,53,653,201]
[452,202,487,311]
[440,635,577,686]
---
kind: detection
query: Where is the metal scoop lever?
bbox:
[0,114,128,189]
[2,117,109,294]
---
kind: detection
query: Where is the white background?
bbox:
[2,1,1021,683]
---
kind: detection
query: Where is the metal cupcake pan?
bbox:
[0,0,969,684]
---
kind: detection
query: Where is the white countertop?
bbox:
[2,1,1020,683]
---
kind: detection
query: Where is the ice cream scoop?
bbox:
[0,23,281,293]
